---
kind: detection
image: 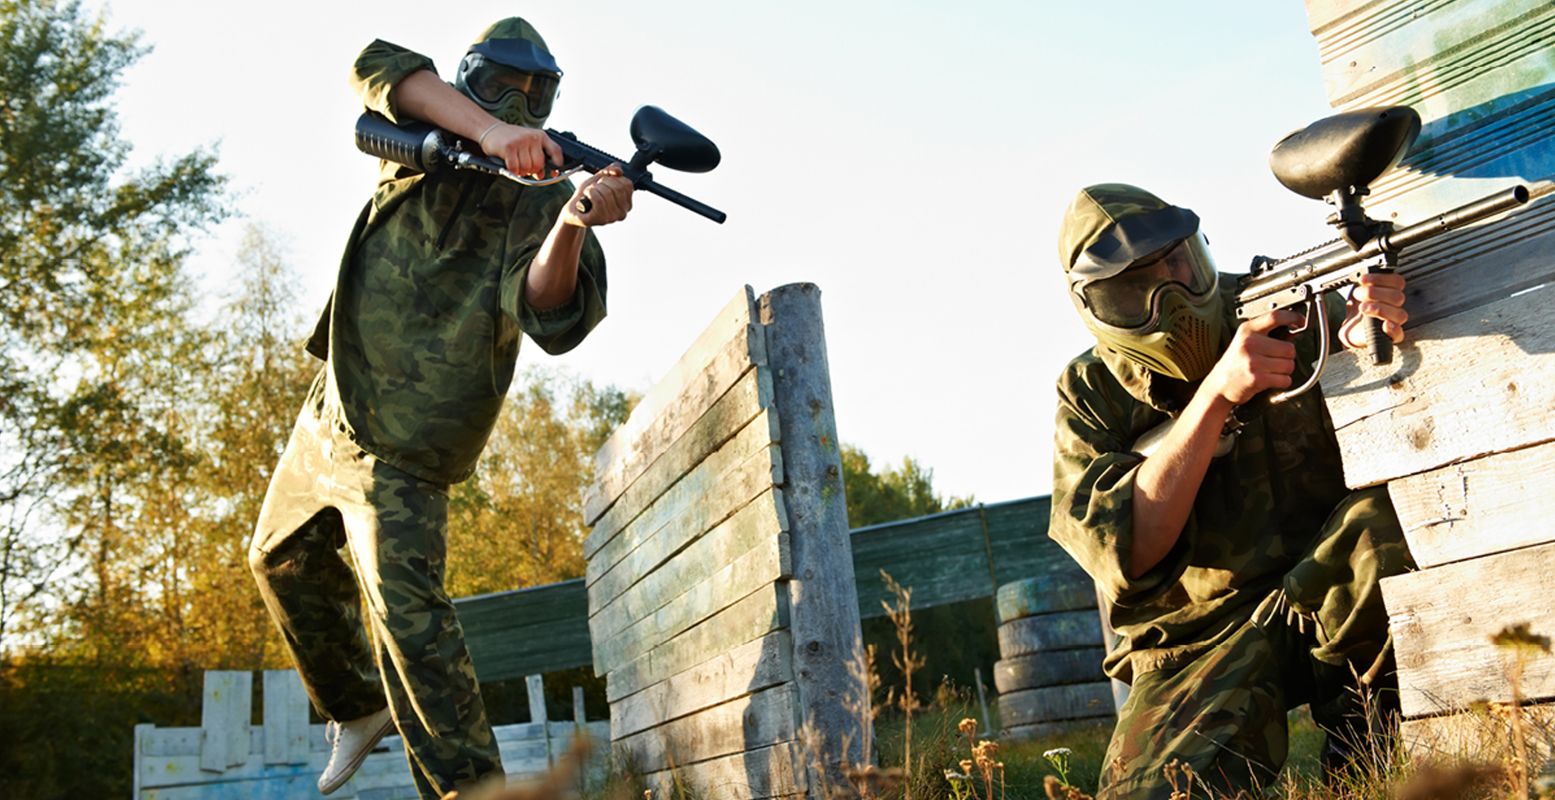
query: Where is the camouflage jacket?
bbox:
[1049,279,1349,682]
[305,39,607,485]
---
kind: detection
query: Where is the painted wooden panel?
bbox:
[454,578,591,681]
[199,671,251,772]
[851,497,1075,616]
[261,670,309,765]
[1387,439,1555,567]
[586,287,763,526]
[1382,541,1555,719]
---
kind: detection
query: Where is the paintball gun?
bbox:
[1133,105,1529,458]
[354,105,727,223]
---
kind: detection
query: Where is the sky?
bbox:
[106,0,1343,503]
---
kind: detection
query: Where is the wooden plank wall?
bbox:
[134,671,607,799]
[1304,0,1555,758]
[583,285,866,799]
[456,496,1060,682]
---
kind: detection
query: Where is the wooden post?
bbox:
[199,670,252,773]
[526,674,551,765]
[132,722,150,798]
[760,283,868,783]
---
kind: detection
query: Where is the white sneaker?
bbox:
[318,707,394,795]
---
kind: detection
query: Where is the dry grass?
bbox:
[483,584,1555,800]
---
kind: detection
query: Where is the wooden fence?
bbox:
[1304,0,1555,759]
[455,496,1066,684]
[578,284,865,798]
[132,670,607,799]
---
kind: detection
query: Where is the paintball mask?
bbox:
[1059,184,1226,382]
[454,18,561,128]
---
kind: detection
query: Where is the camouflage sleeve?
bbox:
[1049,356,1192,607]
[499,181,608,355]
[350,39,437,124]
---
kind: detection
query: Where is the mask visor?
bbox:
[1080,235,1216,329]
[465,56,559,118]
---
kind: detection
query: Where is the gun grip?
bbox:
[574,196,593,215]
[1367,315,1393,365]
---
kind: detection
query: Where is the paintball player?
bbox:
[247,18,633,799]
[1049,184,1416,798]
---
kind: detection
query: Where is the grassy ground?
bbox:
[870,691,1325,799]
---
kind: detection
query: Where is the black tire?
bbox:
[996,610,1103,657]
[992,647,1107,693]
[995,573,1097,622]
[998,681,1115,727]
[1001,716,1116,743]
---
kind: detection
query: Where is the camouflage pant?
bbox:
[1098,487,1414,799]
[249,372,502,799]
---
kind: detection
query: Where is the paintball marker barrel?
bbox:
[1238,184,1530,310]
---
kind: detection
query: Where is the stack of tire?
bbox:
[994,571,1115,740]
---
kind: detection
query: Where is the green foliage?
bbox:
[0,0,228,653]
[446,371,637,597]
[841,443,973,528]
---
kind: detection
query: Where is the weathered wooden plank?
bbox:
[584,410,777,591]
[590,484,785,640]
[587,423,782,606]
[454,578,591,680]
[199,671,252,772]
[588,365,775,558]
[637,740,805,800]
[614,683,798,776]
[607,583,790,704]
[261,670,309,766]
[1399,702,1555,763]
[1307,0,1553,108]
[594,522,789,678]
[759,283,868,791]
[586,287,762,526]
[1387,440,1555,568]
[1383,541,1555,719]
[611,630,794,741]
[1319,281,1555,489]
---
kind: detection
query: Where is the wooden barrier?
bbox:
[1304,0,1555,758]
[583,285,864,798]
[456,496,1061,683]
[133,670,607,799]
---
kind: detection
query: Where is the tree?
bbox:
[446,372,636,597]
[841,444,973,528]
[0,0,228,654]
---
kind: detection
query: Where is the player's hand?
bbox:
[1339,271,1408,349]
[481,123,563,179]
[1204,309,1305,406]
[562,164,634,228]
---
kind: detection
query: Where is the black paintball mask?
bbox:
[455,35,562,128]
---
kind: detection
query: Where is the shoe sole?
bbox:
[318,713,395,795]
